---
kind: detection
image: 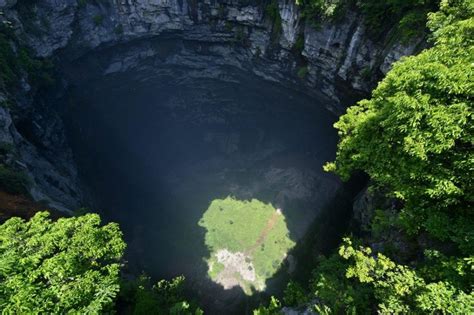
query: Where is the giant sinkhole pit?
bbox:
[57,37,350,312]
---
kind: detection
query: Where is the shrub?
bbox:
[93,14,104,26]
[297,66,309,78]
[325,0,474,252]
[118,274,203,315]
[292,34,305,55]
[114,24,123,35]
[265,0,282,40]
[0,165,28,195]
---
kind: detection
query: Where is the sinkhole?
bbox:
[55,38,356,313]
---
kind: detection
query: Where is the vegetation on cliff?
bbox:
[0,0,471,314]
[0,22,53,94]
[258,0,473,313]
[297,0,439,38]
[325,0,473,253]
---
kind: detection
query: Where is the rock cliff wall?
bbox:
[0,0,425,211]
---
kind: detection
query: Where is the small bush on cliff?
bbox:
[0,212,126,313]
[297,0,347,22]
[0,24,54,93]
[358,0,439,29]
[118,274,203,315]
[265,0,282,41]
[93,14,104,26]
[0,165,28,195]
[253,296,282,315]
[297,0,439,37]
[258,1,473,314]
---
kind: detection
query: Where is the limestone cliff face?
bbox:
[4,0,424,104]
[0,0,424,211]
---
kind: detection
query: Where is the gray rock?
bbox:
[0,0,424,213]
[0,0,16,9]
[279,0,300,49]
[5,0,422,105]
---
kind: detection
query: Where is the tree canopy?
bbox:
[0,212,126,313]
[325,0,473,252]
[264,1,474,313]
[307,0,474,313]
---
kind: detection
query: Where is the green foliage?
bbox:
[283,280,307,306]
[292,34,305,54]
[17,47,55,88]
[0,164,28,195]
[302,2,474,314]
[309,252,373,313]
[297,66,309,78]
[325,0,474,252]
[397,8,432,42]
[0,33,17,90]
[285,238,473,314]
[119,274,202,315]
[0,211,126,313]
[359,66,372,80]
[93,14,104,26]
[339,238,474,314]
[370,209,399,238]
[296,0,346,22]
[265,0,282,41]
[419,249,474,291]
[77,0,87,8]
[296,0,438,38]
[199,197,295,293]
[357,0,439,31]
[0,23,54,93]
[253,296,282,315]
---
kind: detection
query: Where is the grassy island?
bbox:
[198,197,295,294]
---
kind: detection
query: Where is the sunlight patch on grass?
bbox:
[198,197,295,294]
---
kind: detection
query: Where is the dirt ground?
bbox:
[0,190,63,223]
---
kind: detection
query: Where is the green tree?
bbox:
[309,253,373,313]
[253,296,282,315]
[296,0,438,35]
[305,1,474,314]
[325,0,474,252]
[0,211,126,313]
[357,0,439,31]
[119,274,203,315]
[339,238,474,314]
[283,280,307,306]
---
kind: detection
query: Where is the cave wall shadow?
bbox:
[55,38,360,314]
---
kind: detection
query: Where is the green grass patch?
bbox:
[208,260,225,279]
[198,197,295,293]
